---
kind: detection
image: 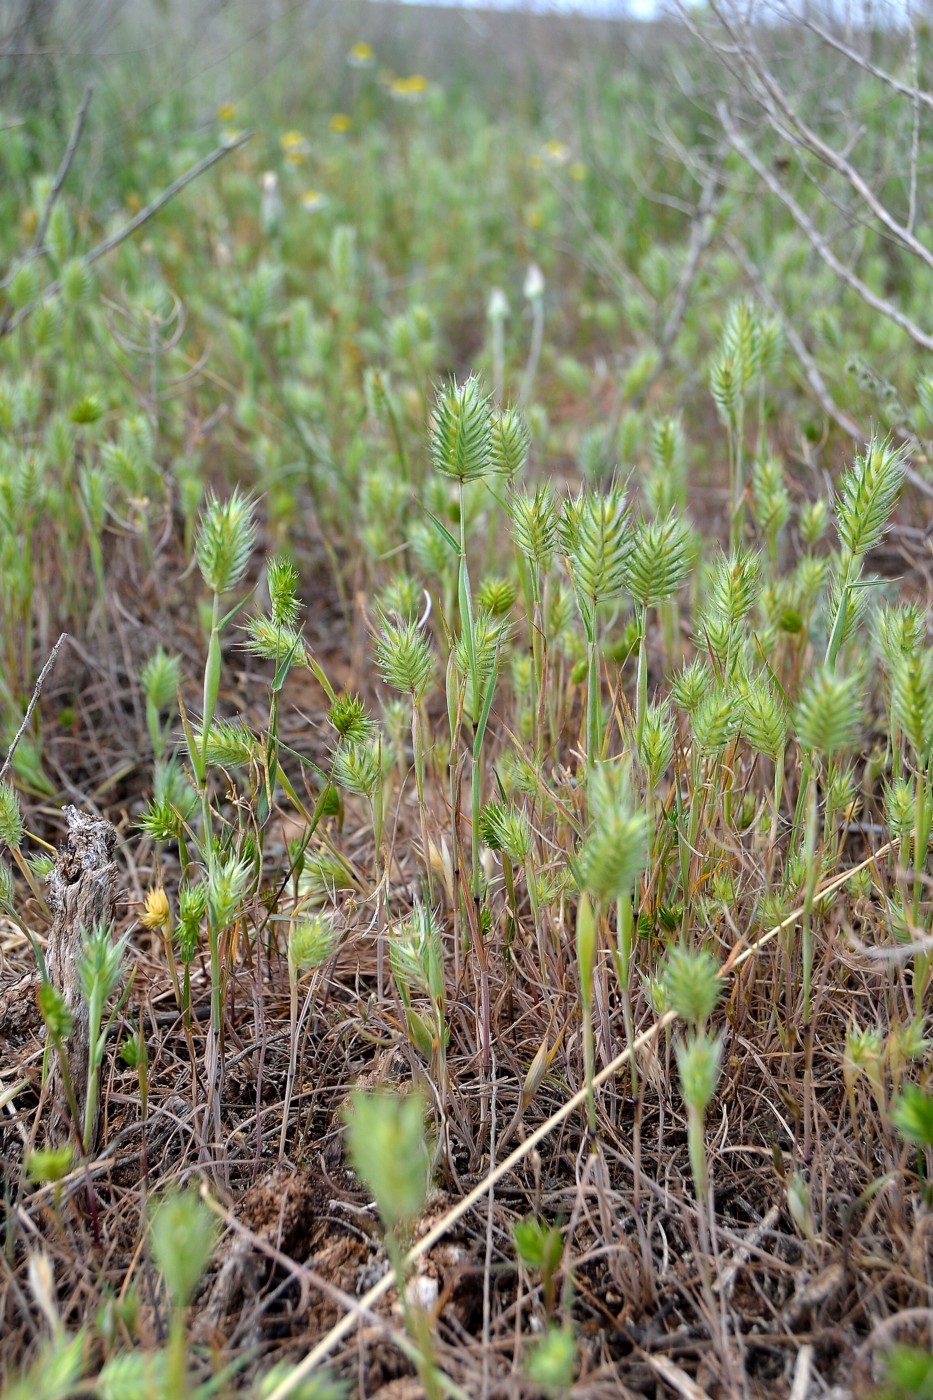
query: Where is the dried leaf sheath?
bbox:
[45,806,118,1150]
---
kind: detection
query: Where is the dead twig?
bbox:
[2,132,254,340]
[0,83,92,324]
[0,633,68,784]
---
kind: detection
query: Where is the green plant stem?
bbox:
[82,985,102,1148]
[686,1103,711,1252]
[767,745,786,878]
[825,549,856,669]
[500,851,518,959]
[635,603,648,752]
[166,1312,187,1398]
[730,397,746,551]
[279,962,299,1160]
[471,731,483,900]
[456,488,482,896]
[9,844,52,919]
[581,991,596,1138]
[385,1230,443,1400]
[529,567,546,769]
[585,629,600,770]
[801,761,819,1026]
[47,1030,81,1138]
[912,771,932,1013]
[614,896,638,1095]
[412,700,433,906]
[162,920,183,1015]
[799,759,821,1163]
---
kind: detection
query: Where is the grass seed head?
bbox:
[207,854,252,931]
[625,513,692,608]
[430,375,494,482]
[561,484,630,612]
[343,1088,432,1231]
[333,739,381,798]
[479,800,532,863]
[491,405,530,479]
[288,914,339,974]
[834,437,905,559]
[638,701,675,788]
[794,666,863,755]
[265,554,301,629]
[890,649,933,762]
[77,923,127,1007]
[375,618,436,702]
[149,1189,216,1308]
[195,487,256,595]
[139,886,171,931]
[0,780,24,851]
[511,480,558,569]
[661,944,722,1029]
[140,648,182,713]
[579,762,650,904]
[328,693,374,743]
[692,686,742,755]
[741,678,789,762]
[676,1028,723,1116]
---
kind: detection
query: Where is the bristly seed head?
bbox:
[430,375,495,483]
[195,487,256,595]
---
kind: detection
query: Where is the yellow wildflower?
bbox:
[390,74,429,102]
[525,208,545,230]
[140,886,171,931]
[280,130,310,163]
[300,189,328,212]
[542,140,570,166]
[216,101,237,123]
[348,41,375,68]
[330,113,353,133]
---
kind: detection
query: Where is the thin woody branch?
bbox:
[1,129,254,340]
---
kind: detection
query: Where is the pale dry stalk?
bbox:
[46,806,118,1151]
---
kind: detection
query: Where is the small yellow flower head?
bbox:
[280,130,310,163]
[569,161,588,181]
[525,207,545,230]
[526,153,544,171]
[330,112,353,133]
[348,40,375,68]
[300,189,328,212]
[140,886,171,931]
[220,128,245,149]
[542,139,570,166]
[390,74,429,102]
[216,101,237,123]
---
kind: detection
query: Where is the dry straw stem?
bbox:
[45,807,119,1151]
[265,840,893,1400]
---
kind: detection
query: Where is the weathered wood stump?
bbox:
[45,805,118,1151]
